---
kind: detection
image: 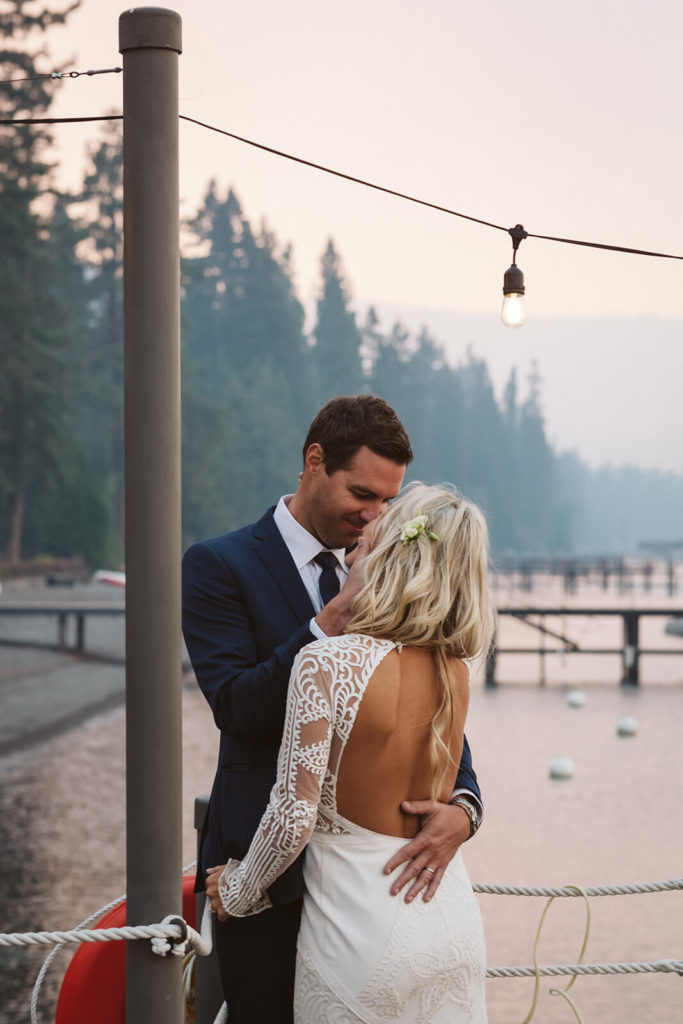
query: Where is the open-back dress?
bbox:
[218,633,487,1023]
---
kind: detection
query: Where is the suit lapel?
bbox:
[252,509,316,623]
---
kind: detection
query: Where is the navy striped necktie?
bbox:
[314,551,341,605]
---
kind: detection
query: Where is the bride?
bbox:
[206,482,493,1022]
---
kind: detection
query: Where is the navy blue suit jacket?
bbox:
[182,507,481,905]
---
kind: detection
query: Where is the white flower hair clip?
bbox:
[400,512,439,545]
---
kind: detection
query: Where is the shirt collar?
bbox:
[273,496,346,572]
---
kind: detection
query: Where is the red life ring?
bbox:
[55,875,197,1023]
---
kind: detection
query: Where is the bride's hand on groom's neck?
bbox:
[315,535,370,637]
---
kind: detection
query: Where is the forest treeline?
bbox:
[2,2,682,569]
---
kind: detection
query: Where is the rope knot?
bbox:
[151,915,188,957]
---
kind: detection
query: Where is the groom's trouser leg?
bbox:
[214,897,302,1024]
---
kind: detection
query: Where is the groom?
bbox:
[182,395,483,1024]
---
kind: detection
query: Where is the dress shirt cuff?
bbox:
[450,788,483,821]
[308,616,328,641]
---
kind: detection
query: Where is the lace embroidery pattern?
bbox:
[218,634,396,916]
[358,868,487,1023]
[295,853,487,1023]
[295,945,363,1024]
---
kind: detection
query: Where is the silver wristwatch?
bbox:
[452,795,481,839]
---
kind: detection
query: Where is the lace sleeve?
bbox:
[217,644,333,917]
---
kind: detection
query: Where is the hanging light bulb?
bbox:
[501,263,526,327]
[501,224,528,328]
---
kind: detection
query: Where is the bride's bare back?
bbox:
[336,646,470,838]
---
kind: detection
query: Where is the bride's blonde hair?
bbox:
[345,482,494,797]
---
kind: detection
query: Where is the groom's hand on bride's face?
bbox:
[383,800,470,903]
[343,533,370,578]
[316,535,371,636]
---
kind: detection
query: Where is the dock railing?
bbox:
[0,602,125,654]
[487,606,683,686]
[1,602,682,686]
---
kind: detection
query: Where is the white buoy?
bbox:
[567,690,587,708]
[549,756,575,780]
[617,716,638,737]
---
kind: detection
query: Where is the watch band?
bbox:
[452,795,480,838]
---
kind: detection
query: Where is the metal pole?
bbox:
[58,611,67,650]
[119,9,183,1023]
[538,615,546,687]
[621,612,640,686]
[485,635,497,688]
[76,612,85,653]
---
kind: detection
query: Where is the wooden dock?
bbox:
[1,600,681,686]
[0,602,125,654]
[488,606,683,686]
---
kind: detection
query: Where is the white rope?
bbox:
[10,870,680,1024]
[4,916,213,958]
[2,921,191,948]
[213,1003,229,1024]
[180,903,229,1024]
[486,960,683,978]
[180,903,217,1024]
[473,878,683,897]
[182,948,196,1024]
[481,879,683,1024]
[11,922,680,978]
[30,891,127,1024]
[29,861,199,1024]
[6,877,678,952]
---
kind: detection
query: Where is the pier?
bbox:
[0,602,125,655]
[1,594,682,689]
[493,555,680,597]
[487,606,683,686]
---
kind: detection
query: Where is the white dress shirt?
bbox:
[272,496,481,815]
[273,496,348,638]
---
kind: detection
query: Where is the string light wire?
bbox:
[178,115,508,235]
[2,114,122,124]
[0,104,682,263]
[1,67,122,83]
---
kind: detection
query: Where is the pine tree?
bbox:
[310,239,363,404]
[359,305,382,378]
[180,185,309,538]
[453,351,509,545]
[0,0,84,564]
[368,317,413,413]
[402,327,447,483]
[73,117,124,559]
[514,362,563,551]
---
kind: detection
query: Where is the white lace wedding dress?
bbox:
[218,633,487,1023]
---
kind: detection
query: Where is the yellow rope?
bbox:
[521,884,591,1024]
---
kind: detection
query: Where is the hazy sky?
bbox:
[41,0,683,471]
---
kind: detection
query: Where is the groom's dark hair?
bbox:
[303,395,413,476]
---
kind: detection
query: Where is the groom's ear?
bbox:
[304,443,326,476]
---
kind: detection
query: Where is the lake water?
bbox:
[1,570,681,1022]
